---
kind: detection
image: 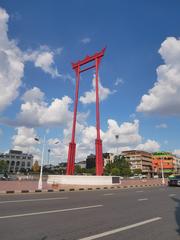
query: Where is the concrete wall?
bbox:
[47,175,117,185]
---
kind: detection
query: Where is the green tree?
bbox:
[133,169,142,175]
[85,168,96,175]
[0,160,8,173]
[111,167,120,176]
[105,155,131,176]
[104,161,113,175]
[75,165,82,174]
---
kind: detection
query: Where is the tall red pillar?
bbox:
[66,67,80,175]
[95,58,103,175]
[66,49,105,175]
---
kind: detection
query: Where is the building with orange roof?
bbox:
[152,152,177,176]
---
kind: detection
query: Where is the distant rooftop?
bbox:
[153,152,173,156]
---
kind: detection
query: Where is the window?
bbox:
[11,161,15,166]
[16,161,20,166]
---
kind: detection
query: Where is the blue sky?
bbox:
[1,0,180,163]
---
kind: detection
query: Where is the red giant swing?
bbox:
[66,48,106,176]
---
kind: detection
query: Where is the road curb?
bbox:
[0,183,165,195]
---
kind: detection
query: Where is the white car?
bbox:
[153,175,159,179]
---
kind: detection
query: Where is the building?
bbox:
[103,153,115,166]
[0,150,33,173]
[175,157,180,173]
[122,150,152,176]
[152,152,177,176]
[75,161,86,169]
[86,154,96,169]
[86,153,116,169]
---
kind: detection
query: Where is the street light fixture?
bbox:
[47,149,51,165]
[115,134,119,155]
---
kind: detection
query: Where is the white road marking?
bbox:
[138,198,148,201]
[169,194,176,197]
[0,197,68,204]
[78,217,162,240]
[0,205,103,219]
[136,190,144,193]
[103,193,114,196]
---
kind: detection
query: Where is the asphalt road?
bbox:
[0,186,179,240]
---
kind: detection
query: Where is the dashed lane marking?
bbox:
[138,198,148,201]
[0,205,103,219]
[103,193,114,196]
[169,194,176,197]
[78,217,162,240]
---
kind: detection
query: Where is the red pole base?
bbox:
[66,142,76,175]
[95,139,104,175]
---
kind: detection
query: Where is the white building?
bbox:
[103,153,115,166]
[75,161,86,169]
[122,150,152,175]
[175,156,180,173]
[0,150,33,173]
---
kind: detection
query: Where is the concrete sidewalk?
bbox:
[0,179,166,194]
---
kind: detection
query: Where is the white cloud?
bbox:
[58,119,143,162]
[0,7,66,114]
[12,127,37,147]
[12,127,41,161]
[21,86,44,103]
[47,138,68,164]
[80,74,113,104]
[103,119,142,149]
[16,87,73,127]
[136,139,160,152]
[137,37,180,115]
[0,7,24,112]
[173,149,180,157]
[23,117,160,164]
[114,77,124,86]
[23,46,62,78]
[81,37,91,44]
[155,123,167,129]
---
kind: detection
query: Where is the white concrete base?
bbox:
[47,175,120,185]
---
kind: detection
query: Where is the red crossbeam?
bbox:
[72,48,105,69]
[80,64,96,73]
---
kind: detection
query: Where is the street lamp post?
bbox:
[47,149,51,165]
[34,137,59,190]
[115,134,119,156]
[47,141,59,165]
[160,158,165,185]
[34,134,46,190]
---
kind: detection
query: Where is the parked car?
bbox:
[0,173,9,181]
[129,176,135,179]
[168,175,180,187]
